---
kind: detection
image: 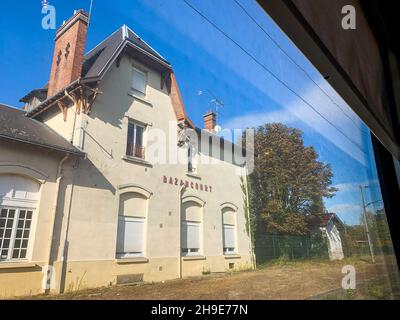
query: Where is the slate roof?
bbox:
[25,25,171,117]
[0,103,84,156]
[82,25,170,80]
[19,89,48,103]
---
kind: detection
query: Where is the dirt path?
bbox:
[24,258,399,300]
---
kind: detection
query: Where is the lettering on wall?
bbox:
[162,175,212,192]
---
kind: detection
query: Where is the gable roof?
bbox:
[0,103,84,156]
[25,25,172,118]
[19,89,48,103]
[319,213,344,227]
[82,25,171,80]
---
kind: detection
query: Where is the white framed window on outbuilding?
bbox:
[0,174,40,262]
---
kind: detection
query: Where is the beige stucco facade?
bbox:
[0,139,74,297]
[0,53,253,297]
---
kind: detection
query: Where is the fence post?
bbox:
[291,237,294,259]
[272,234,276,259]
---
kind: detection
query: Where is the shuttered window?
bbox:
[116,216,145,258]
[132,67,147,95]
[223,224,236,254]
[182,221,200,255]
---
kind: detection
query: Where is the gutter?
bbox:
[43,154,69,294]
[58,158,78,293]
[25,79,81,118]
[0,134,85,157]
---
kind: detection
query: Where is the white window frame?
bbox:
[131,66,147,96]
[181,221,201,256]
[116,215,146,259]
[126,120,146,159]
[223,224,237,255]
[0,206,34,262]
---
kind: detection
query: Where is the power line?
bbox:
[182,0,370,158]
[233,0,368,135]
[88,0,94,27]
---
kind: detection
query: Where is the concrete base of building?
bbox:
[0,255,252,298]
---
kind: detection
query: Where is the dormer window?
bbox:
[132,67,147,96]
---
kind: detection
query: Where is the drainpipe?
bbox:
[178,185,186,279]
[44,154,69,294]
[58,158,78,293]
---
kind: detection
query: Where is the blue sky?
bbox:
[0,0,384,225]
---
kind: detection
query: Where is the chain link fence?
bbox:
[255,233,329,265]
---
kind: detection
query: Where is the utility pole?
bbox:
[359,185,375,263]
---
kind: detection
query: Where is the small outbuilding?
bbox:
[319,213,345,260]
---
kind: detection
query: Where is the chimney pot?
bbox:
[203,111,216,131]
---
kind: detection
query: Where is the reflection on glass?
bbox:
[1,0,399,300]
[114,0,399,299]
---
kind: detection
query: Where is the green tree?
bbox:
[361,209,393,253]
[248,123,337,235]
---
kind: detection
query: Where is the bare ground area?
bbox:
[21,256,400,300]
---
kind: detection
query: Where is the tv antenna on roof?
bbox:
[198,89,224,117]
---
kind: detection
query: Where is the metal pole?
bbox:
[359,185,375,263]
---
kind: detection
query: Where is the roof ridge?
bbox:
[0,103,24,112]
[125,25,167,61]
[85,26,123,56]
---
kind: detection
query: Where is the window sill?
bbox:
[122,155,153,167]
[182,255,206,261]
[115,257,149,264]
[128,92,153,107]
[0,262,40,270]
[224,254,241,259]
[186,172,201,180]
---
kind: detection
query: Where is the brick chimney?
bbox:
[203,111,216,131]
[47,9,89,98]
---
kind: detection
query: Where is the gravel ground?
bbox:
[21,256,400,300]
